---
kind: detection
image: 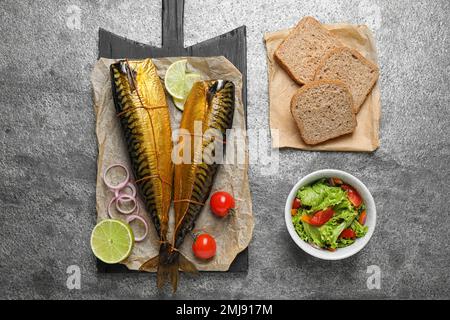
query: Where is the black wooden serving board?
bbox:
[97,0,248,273]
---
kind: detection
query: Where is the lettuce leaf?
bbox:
[318,222,347,249]
[351,220,369,238]
[297,186,324,208]
[292,214,311,243]
[303,221,324,247]
[337,238,355,248]
[297,180,347,212]
[330,198,358,228]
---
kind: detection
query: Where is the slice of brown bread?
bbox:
[275,17,342,85]
[314,47,379,113]
[290,80,356,145]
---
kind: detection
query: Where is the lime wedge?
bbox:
[164,59,188,99]
[90,219,134,264]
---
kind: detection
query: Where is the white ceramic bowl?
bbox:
[285,169,376,260]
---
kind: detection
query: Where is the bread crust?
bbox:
[290,80,357,145]
[314,46,380,113]
[275,17,342,85]
[274,53,305,85]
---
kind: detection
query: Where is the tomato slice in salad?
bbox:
[292,198,302,210]
[339,229,356,240]
[301,208,334,227]
[341,185,363,208]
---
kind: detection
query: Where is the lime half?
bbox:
[90,219,134,264]
[172,73,202,111]
[164,59,188,99]
[185,73,201,92]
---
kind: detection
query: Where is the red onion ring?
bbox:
[107,197,117,219]
[103,164,130,191]
[107,195,138,218]
[126,215,148,242]
[114,182,137,200]
[115,194,138,215]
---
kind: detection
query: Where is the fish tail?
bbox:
[139,243,197,292]
[140,242,172,289]
[166,251,198,293]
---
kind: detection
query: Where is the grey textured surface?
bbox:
[0,0,449,300]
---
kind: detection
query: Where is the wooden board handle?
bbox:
[162,0,185,49]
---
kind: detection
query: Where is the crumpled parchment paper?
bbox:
[264,23,381,152]
[91,56,254,271]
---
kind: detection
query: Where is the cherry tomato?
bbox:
[292,198,302,210]
[339,229,356,240]
[192,234,216,260]
[341,185,363,208]
[359,210,367,225]
[210,191,235,217]
[302,208,335,227]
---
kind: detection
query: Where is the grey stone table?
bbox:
[0,0,449,299]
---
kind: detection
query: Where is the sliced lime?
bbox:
[164,59,188,99]
[171,73,201,111]
[90,219,134,264]
[184,73,201,95]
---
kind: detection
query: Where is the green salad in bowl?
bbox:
[291,178,368,251]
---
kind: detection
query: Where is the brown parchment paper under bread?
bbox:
[264,23,381,152]
[91,57,254,271]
